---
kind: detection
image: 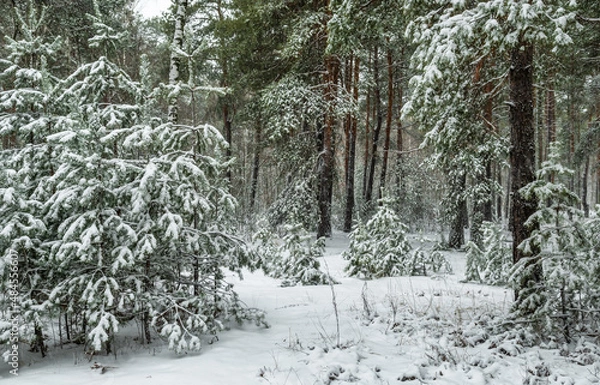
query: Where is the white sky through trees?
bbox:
[135,0,171,19]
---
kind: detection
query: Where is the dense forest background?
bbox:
[1,0,599,358]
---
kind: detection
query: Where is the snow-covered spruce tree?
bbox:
[465,222,512,285]
[514,145,600,339]
[253,222,329,286]
[344,201,413,279]
[124,117,267,352]
[0,3,62,358]
[276,224,329,287]
[344,200,453,279]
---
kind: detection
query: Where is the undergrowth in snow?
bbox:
[2,232,599,385]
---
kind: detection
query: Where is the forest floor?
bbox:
[2,232,599,384]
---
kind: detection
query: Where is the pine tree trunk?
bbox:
[362,77,371,200]
[365,46,382,206]
[448,173,466,249]
[223,103,232,182]
[250,121,261,210]
[317,55,338,238]
[395,56,404,194]
[582,156,589,217]
[509,43,541,305]
[545,79,556,156]
[343,57,359,232]
[217,0,232,183]
[378,48,394,201]
[167,0,187,124]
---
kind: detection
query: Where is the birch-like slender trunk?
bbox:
[167,0,188,124]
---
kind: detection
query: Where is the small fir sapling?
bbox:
[465,222,512,285]
[344,200,452,278]
[278,224,329,286]
[344,200,412,278]
[253,222,331,286]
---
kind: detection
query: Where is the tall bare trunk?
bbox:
[377,48,394,201]
[317,55,338,238]
[395,56,404,194]
[362,65,371,200]
[365,46,382,206]
[448,173,467,249]
[546,78,556,184]
[250,121,261,210]
[509,43,541,305]
[217,0,232,183]
[343,57,359,232]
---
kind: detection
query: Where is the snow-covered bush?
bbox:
[465,222,512,285]
[256,223,329,286]
[344,201,452,279]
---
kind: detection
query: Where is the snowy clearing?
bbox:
[2,232,599,385]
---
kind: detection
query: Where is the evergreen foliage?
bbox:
[465,222,512,285]
[0,3,62,356]
[344,201,452,279]
[513,146,600,340]
[254,223,329,287]
[0,8,264,357]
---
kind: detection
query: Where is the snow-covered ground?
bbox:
[2,232,599,384]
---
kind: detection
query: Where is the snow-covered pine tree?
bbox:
[344,200,413,279]
[276,224,329,287]
[253,222,329,286]
[516,145,600,339]
[344,200,452,279]
[124,116,265,352]
[465,222,512,285]
[41,21,144,352]
[120,19,265,352]
[0,2,62,357]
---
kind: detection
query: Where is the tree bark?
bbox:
[317,55,339,238]
[217,0,232,183]
[343,57,359,232]
[395,56,404,194]
[509,43,541,305]
[365,46,382,206]
[448,172,466,249]
[167,0,188,124]
[250,121,261,210]
[362,65,371,200]
[377,48,394,201]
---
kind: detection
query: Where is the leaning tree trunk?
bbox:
[167,0,187,124]
[509,43,541,306]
